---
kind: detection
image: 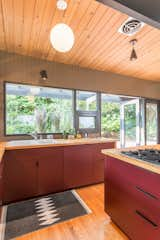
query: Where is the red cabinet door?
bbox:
[0,163,3,205]
[38,147,64,195]
[93,142,115,183]
[3,150,38,204]
[64,145,93,189]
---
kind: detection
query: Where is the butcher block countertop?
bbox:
[102,145,160,175]
[0,138,116,163]
[0,142,6,163]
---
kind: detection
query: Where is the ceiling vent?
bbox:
[118,17,145,36]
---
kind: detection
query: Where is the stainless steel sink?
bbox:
[7,139,58,147]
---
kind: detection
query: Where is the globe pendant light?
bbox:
[50,23,75,53]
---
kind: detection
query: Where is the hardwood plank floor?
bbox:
[2,184,128,240]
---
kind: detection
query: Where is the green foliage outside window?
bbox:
[101,102,120,139]
[6,87,137,140]
[101,102,137,141]
[6,95,73,135]
[124,104,136,140]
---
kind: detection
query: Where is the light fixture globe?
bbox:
[50,23,75,53]
[56,0,67,10]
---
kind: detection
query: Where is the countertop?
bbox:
[0,138,117,163]
[5,137,116,150]
[102,145,160,175]
[0,142,5,164]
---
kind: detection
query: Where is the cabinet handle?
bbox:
[136,186,158,200]
[135,210,158,227]
[36,161,39,167]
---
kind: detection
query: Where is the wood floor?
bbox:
[1,184,128,240]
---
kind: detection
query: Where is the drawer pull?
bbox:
[135,210,158,227]
[136,186,158,200]
[36,161,39,167]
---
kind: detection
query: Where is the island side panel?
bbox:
[104,156,160,240]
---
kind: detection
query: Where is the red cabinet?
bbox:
[38,147,64,195]
[3,147,64,204]
[2,141,116,204]
[64,145,93,189]
[93,142,115,183]
[105,156,160,240]
[0,163,3,205]
[64,142,115,188]
[3,149,38,203]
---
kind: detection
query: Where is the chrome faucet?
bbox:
[84,132,88,138]
[29,132,38,140]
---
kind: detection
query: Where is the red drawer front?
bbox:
[132,185,160,224]
[106,156,160,199]
[105,181,160,240]
[125,206,160,240]
[105,156,160,223]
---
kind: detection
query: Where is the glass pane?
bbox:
[146,103,158,145]
[79,116,95,129]
[76,91,97,111]
[6,83,73,134]
[101,94,120,141]
[124,104,136,147]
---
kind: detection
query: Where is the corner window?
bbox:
[5,83,73,135]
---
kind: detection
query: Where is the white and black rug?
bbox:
[0,190,91,240]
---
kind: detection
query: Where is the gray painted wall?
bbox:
[0,51,160,140]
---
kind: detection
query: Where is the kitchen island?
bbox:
[0,138,116,205]
[102,146,160,240]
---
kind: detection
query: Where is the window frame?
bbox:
[75,90,101,133]
[76,90,98,111]
[5,81,160,144]
[144,98,160,145]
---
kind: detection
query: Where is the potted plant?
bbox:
[63,130,69,139]
[68,128,76,139]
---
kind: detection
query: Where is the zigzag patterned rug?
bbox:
[0,190,91,240]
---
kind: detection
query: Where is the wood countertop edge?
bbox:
[5,139,116,150]
[102,147,160,175]
[0,142,6,164]
[0,138,117,163]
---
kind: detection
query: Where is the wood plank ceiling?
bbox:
[0,0,160,81]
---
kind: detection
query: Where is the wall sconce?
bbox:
[40,70,48,81]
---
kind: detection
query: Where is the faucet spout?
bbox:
[29,132,38,140]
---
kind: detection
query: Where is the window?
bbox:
[146,102,158,145]
[6,83,154,144]
[101,94,120,140]
[75,90,99,132]
[76,91,97,111]
[79,116,96,129]
[5,83,73,135]
[124,103,137,146]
